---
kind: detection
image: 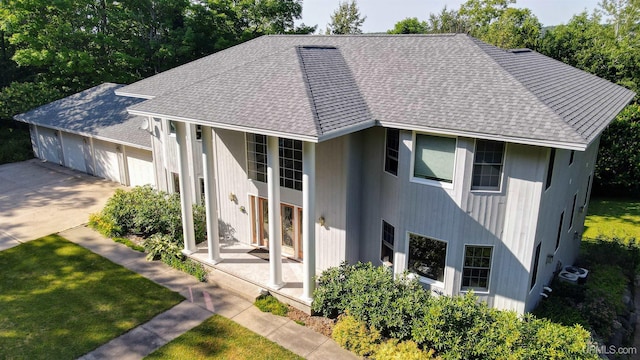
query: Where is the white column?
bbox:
[267,135,284,289]
[202,126,221,264]
[175,121,197,255]
[301,141,316,302]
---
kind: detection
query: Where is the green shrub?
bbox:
[517,315,598,360]
[373,340,437,360]
[533,296,589,328]
[144,233,182,261]
[254,294,288,316]
[332,315,381,357]
[161,255,207,282]
[88,212,122,237]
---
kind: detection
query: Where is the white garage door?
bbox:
[93,140,121,182]
[126,147,155,187]
[61,133,87,172]
[38,127,62,164]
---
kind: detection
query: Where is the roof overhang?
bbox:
[113,90,155,100]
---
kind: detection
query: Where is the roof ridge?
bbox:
[466,36,583,142]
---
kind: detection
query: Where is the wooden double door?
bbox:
[249,195,303,260]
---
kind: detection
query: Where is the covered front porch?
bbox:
[171,122,317,306]
[189,240,308,310]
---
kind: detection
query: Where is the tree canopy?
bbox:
[326,0,366,34]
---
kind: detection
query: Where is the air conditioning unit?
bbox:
[559,266,589,284]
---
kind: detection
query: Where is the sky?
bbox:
[298,0,602,33]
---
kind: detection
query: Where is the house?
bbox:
[16,34,635,314]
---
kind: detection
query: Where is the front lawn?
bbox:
[0,235,184,359]
[145,314,303,360]
[583,197,640,240]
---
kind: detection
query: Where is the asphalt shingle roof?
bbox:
[15,83,151,149]
[119,34,635,149]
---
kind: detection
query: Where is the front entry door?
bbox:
[250,195,302,260]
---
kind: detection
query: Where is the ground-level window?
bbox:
[462,245,492,291]
[380,221,395,265]
[569,193,578,229]
[408,233,447,284]
[472,140,505,191]
[413,134,456,184]
[530,243,542,290]
[246,134,267,182]
[172,172,180,194]
[384,129,399,176]
[555,211,564,251]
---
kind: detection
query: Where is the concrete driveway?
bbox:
[0,159,123,251]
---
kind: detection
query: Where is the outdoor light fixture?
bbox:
[318,216,325,226]
[228,193,237,203]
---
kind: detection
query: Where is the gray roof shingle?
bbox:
[15,83,151,149]
[118,34,635,149]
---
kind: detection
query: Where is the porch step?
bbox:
[190,256,312,314]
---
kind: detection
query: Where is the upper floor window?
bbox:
[462,245,493,292]
[168,120,176,136]
[246,134,302,191]
[279,138,303,191]
[384,129,399,176]
[569,193,578,230]
[196,125,202,140]
[408,233,447,286]
[545,148,556,190]
[472,140,505,191]
[380,221,395,265]
[555,211,564,251]
[569,150,575,165]
[412,134,456,185]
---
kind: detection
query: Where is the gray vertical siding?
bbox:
[525,139,600,312]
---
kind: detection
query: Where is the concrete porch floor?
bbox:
[189,241,310,312]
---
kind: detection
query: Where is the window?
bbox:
[584,175,592,206]
[569,150,575,165]
[380,221,395,265]
[279,138,303,191]
[555,211,564,251]
[462,246,492,291]
[247,134,267,182]
[472,140,505,191]
[545,148,556,190]
[172,172,180,194]
[246,135,302,191]
[168,120,176,136]
[530,243,541,290]
[408,233,447,284]
[384,129,399,176]
[199,178,205,201]
[196,125,202,140]
[569,193,577,229]
[413,134,456,184]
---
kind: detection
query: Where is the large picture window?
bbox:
[384,129,399,176]
[413,134,456,184]
[408,233,447,284]
[462,246,492,291]
[246,134,302,191]
[472,140,504,191]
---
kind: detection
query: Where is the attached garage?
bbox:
[37,127,62,165]
[61,132,87,173]
[15,83,155,188]
[126,147,155,187]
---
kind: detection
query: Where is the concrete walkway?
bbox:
[60,225,355,360]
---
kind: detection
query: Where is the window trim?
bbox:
[460,244,494,293]
[245,133,268,183]
[380,219,395,267]
[384,128,400,177]
[167,120,176,137]
[470,139,507,193]
[406,231,448,288]
[409,132,457,189]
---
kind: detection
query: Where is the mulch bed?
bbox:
[286,306,335,338]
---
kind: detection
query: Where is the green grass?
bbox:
[0,121,33,165]
[583,197,640,240]
[0,235,184,359]
[145,314,303,360]
[254,294,289,316]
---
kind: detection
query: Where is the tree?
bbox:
[326,0,366,35]
[388,17,428,34]
[427,6,469,33]
[483,7,541,49]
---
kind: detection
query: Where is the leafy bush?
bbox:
[144,233,182,261]
[254,294,288,316]
[332,315,381,357]
[161,255,208,282]
[315,262,600,359]
[88,212,122,238]
[374,339,437,360]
